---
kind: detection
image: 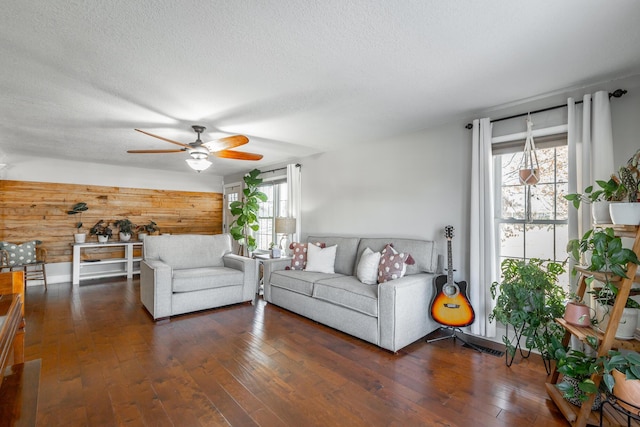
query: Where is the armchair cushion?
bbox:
[172,267,244,293]
[0,240,41,266]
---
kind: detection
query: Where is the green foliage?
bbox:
[490,258,568,360]
[137,220,159,234]
[89,220,113,237]
[602,350,640,393]
[229,169,268,254]
[113,218,136,234]
[67,202,89,230]
[564,178,626,209]
[551,338,601,401]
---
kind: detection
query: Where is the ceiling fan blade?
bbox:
[214,150,263,161]
[134,129,192,148]
[127,149,185,154]
[202,135,249,153]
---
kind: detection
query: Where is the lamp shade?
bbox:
[275,217,296,234]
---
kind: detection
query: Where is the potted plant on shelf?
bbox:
[67,202,89,243]
[89,220,113,243]
[567,227,640,338]
[601,349,640,412]
[610,149,640,224]
[113,219,136,242]
[489,258,568,373]
[229,169,267,256]
[136,220,159,240]
[565,177,626,224]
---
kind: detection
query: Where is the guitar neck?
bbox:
[447,239,453,284]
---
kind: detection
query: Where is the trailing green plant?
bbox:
[67,202,89,231]
[565,177,626,209]
[229,169,268,255]
[601,350,640,393]
[113,218,136,235]
[489,258,568,361]
[567,227,639,279]
[551,336,602,402]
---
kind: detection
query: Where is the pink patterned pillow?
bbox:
[288,242,325,270]
[377,244,415,283]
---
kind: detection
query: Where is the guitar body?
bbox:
[430,275,475,327]
[429,225,475,328]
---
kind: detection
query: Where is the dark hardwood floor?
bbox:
[21,279,569,426]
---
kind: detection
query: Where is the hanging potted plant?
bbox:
[610,149,640,225]
[90,220,113,243]
[229,169,268,256]
[518,117,540,185]
[113,219,136,242]
[67,202,89,243]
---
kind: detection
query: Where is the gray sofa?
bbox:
[263,236,439,352]
[140,234,256,320]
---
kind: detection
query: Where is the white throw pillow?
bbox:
[357,247,381,285]
[305,243,337,274]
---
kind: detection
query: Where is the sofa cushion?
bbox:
[377,244,413,283]
[144,234,231,269]
[271,270,343,296]
[307,236,360,275]
[313,276,379,317]
[289,241,325,270]
[172,266,243,293]
[357,238,437,274]
[305,244,337,273]
[356,247,381,285]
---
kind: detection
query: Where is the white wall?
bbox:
[1,154,224,192]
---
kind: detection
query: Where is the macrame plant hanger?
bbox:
[519,114,539,222]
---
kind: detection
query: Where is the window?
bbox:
[494,137,569,286]
[255,179,288,251]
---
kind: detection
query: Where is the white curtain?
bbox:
[567,91,615,283]
[286,163,302,242]
[469,118,497,337]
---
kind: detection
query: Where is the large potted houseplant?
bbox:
[565,177,626,224]
[90,220,113,243]
[67,202,89,243]
[602,349,640,412]
[490,258,567,373]
[229,169,267,256]
[610,149,640,224]
[113,219,136,241]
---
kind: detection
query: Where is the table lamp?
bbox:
[275,217,296,255]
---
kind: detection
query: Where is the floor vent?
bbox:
[463,343,505,357]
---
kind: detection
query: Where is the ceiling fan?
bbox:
[127,125,263,172]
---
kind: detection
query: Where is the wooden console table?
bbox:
[71,241,143,286]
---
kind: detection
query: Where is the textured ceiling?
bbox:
[1,0,640,176]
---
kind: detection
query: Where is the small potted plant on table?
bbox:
[90,220,113,243]
[136,220,159,240]
[67,202,89,243]
[113,219,136,242]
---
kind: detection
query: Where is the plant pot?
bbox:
[564,302,592,327]
[137,233,147,241]
[119,232,131,242]
[563,375,602,409]
[97,235,109,243]
[519,168,539,185]
[612,369,640,412]
[596,302,638,339]
[609,202,640,225]
[74,233,87,243]
[592,201,613,224]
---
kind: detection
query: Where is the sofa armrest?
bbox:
[261,258,292,302]
[223,254,257,302]
[378,273,436,352]
[140,260,173,320]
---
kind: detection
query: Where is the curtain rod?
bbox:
[464,89,627,129]
[260,163,301,175]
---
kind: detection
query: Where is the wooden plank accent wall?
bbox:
[0,180,222,264]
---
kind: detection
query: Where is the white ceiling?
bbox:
[2,0,640,176]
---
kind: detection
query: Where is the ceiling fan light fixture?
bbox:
[185,158,212,172]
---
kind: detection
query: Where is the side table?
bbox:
[253,254,291,298]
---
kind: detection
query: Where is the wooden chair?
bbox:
[0,243,47,290]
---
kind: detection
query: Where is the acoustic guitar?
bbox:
[430,226,475,327]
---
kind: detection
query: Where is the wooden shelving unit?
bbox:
[547,224,640,427]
